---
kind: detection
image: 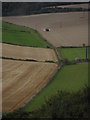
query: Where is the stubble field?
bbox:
[2,59,57,112]
[2,43,57,62]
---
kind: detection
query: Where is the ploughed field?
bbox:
[2,43,57,62]
[2,59,57,112]
[3,12,88,47]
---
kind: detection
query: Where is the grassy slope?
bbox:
[2,21,51,48]
[57,47,90,61]
[26,63,88,111]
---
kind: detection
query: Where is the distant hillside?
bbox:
[2,2,88,16]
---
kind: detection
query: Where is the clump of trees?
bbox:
[2,86,89,119]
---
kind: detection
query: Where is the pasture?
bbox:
[2,22,51,48]
[26,63,88,111]
[2,59,57,112]
[57,47,90,61]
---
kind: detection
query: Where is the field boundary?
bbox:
[24,64,60,111]
[57,46,90,64]
[3,21,52,48]
[1,57,58,64]
[57,46,90,48]
[1,42,53,49]
[2,21,61,112]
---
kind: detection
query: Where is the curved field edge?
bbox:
[3,59,58,112]
[25,62,88,112]
[2,21,52,48]
[3,12,88,47]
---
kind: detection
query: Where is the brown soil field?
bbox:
[2,59,58,112]
[3,12,88,47]
[2,43,57,62]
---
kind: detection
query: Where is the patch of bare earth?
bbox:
[2,59,58,112]
[3,12,88,47]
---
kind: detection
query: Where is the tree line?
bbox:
[2,2,88,16]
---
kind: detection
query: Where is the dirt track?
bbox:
[2,59,57,112]
[2,43,57,62]
[3,12,88,47]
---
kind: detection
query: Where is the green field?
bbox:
[2,21,51,48]
[57,47,90,61]
[26,63,88,111]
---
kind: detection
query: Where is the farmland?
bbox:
[2,20,58,113]
[2,9,89,116]
[2,22,51,48]
[2,43,57,62]
[3,12,88,47]
[26,63,88,111]
[2,59,57,112]
[57,47,90,61]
